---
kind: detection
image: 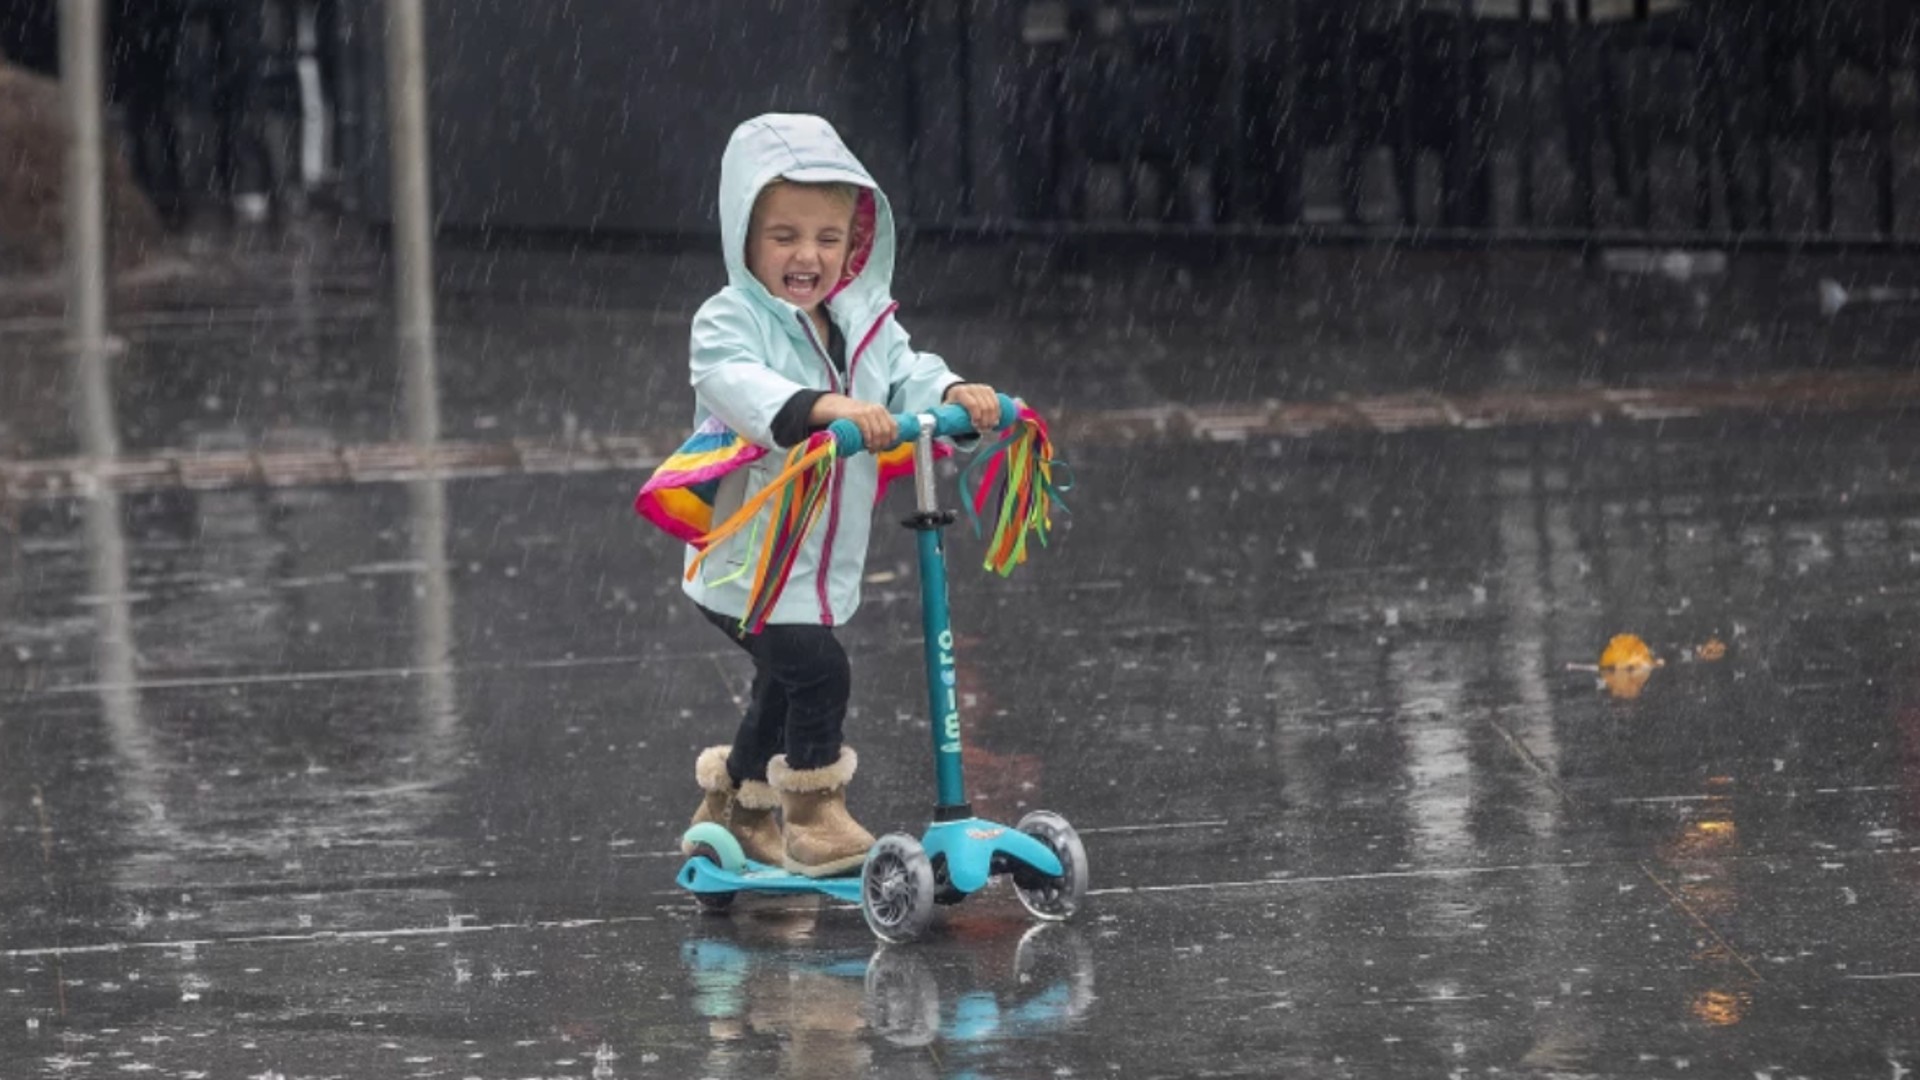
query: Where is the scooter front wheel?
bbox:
[861,833,937,943]
[1011,811,1088,922]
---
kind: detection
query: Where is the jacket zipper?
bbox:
[799,302,898,626]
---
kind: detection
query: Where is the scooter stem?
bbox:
[908,418,970,817]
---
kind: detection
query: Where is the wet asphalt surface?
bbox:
[2,233,1920,1078]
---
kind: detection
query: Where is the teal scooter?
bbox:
[677,394,1088,943]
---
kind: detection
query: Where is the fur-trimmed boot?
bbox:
[767,748,877,878]
[684,745,784,866]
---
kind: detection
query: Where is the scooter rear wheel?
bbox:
[681,823,746,870]
[681,822,745,912]
[862,834,937,943]
[1012,811,1088,922]
[686,856,737,911]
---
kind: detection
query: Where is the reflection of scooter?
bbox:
[679,921,1095,1076]
[862,924,1097,1051]
[681,921,877,1079]
[683,938,871,1022]
[678,394,1089,942]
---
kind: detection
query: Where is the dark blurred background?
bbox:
[5,0,1920,246]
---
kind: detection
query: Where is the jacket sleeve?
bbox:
[883,323,966,417]
[769,388,829,449]
[883,324,979,448]
[688,294,812,449]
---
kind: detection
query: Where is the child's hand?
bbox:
[943,383,1003,434]
[813,394,899,450]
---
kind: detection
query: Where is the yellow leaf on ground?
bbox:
[1696,638,1728,662]
[1599,633,1656,671]
[1690,988,1749,1027]
[1602,666,1653,700]
[1598,633,1661,699]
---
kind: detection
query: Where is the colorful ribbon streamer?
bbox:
[960,404,1068,577]
[685,431,838,632]
[680,404,1067,633]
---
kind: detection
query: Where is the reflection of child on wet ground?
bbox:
[643,114,1001,878]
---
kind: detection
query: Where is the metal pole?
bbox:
[61,0,117,462]
[1811,0,1835,234]
[386,1,456,756]
[902,0,922,217]
[1685,0,1712,230]
[1750,0,1775,231]
[1395,1,1417,227]
[1519,0,1536,226]
[1279,0,1303,225]
[336,1,365,212]
[1550,1,1596,232]
[1447,1,1473,227]
[386,0,440,448]
[1874,0,1896,235]
[410,476,456,728]
[1226,0,1247,225]
[1701,0,1748,233]
[957,0,975,219]
[1337,2,1362,223]
[1631,0,1651,228]
[63,0,138,778]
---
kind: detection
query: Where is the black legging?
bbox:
[700,606,850,782]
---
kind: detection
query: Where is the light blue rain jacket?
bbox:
[682,114,968,627]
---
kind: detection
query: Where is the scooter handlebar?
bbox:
[825,391,1021,458]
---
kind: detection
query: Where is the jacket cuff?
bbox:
[771,389,829,449]
[940,381,978,403]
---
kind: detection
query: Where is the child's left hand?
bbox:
[943,383,1004,435]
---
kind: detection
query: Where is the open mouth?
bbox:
[784,272,821,298]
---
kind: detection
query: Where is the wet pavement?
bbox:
[3,233,1920,1077]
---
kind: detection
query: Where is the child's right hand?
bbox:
[811,394,899,450]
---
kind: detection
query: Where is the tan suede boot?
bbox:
[768,748,877,878]
[727,778,782,866]
[683,745,784,866]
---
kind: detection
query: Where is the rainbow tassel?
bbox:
[685,431,838,632]
[960,405,1068,576]
[680,405,1066,632]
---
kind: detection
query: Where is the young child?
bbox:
[651,114,1000,878]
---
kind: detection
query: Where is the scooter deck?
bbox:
[676,855,866,904]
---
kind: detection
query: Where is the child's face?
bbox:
[746,184,854,314]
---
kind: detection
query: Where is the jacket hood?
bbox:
[718,114,895,325]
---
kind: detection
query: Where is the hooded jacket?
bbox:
[678,113,966,627]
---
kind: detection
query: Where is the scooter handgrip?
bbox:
[826,417,865,457]
[827,415,924,458]
[994,392,1021,433]
[925,394,1020,438]
[827,392,1025,457]
[925,402,974,439]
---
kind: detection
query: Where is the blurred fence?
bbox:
[40,0,1908,248]
[969,0,1920,246]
